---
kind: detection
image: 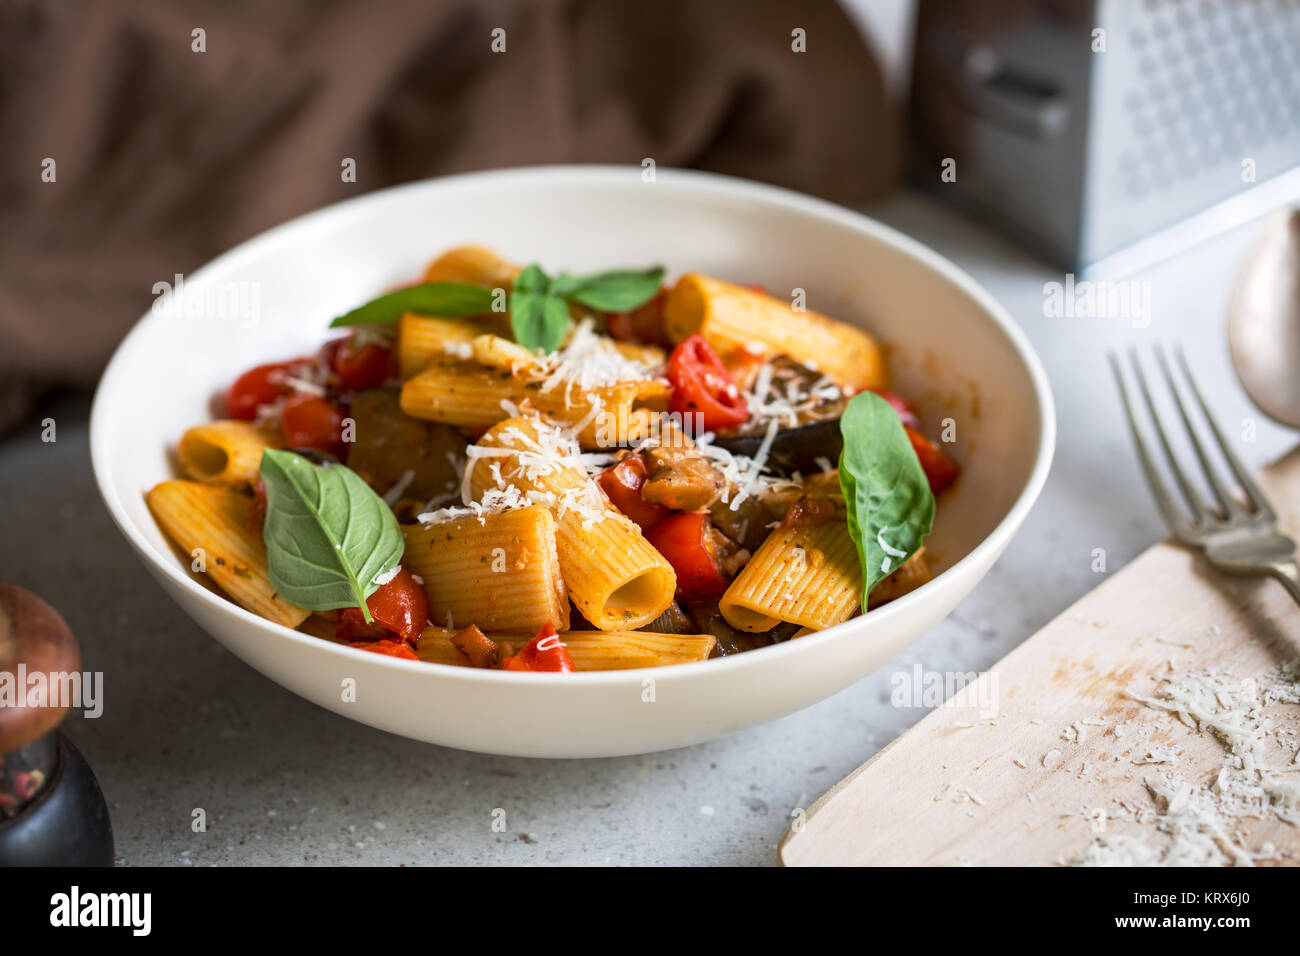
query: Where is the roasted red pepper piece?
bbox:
[336,568,429,646]
[501,622,575,673]
[451,625,501,669]
[904,425,960,494]
[666,333,748,432]
[598,454,670,531]
[646,511,730,601]
[348,638,418,660]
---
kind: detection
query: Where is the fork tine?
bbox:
[1153,344,1244,519]
[1173,346,1276,521]
[1109,352,1195,538]
[1127,347,1206,521]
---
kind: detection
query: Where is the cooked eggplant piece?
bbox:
[686,601,786,656]
[346,388,466,510]
[713,418,843,478]
[639,601,694,635]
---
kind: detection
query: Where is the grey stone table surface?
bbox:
[1,192,1294,867]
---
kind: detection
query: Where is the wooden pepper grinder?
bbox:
[0,583,114,865]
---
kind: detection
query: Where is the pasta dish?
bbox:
[147,246,959,672]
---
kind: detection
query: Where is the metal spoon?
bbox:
[1228,209,1300,429]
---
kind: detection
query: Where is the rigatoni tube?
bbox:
[402,504,569,634]
[720,500,860,632]
[178,420,277,486]
[663,273,887,392]
[146,480,309,628]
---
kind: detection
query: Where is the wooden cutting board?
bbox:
[780,448,1300,866]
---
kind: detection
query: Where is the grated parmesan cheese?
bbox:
[1066,659,1300,866]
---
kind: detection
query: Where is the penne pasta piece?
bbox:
[146,480,309,628]
[400,359,667,448]
[663,273,887,392]
[467,416,676,629]
[720,498,860,632]
[402,504,569,634]
[398,314,498,378]
[177,420,277,486]
[414,627,716,670]
[423,245,521,289]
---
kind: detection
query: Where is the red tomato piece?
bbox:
[646,511,730,601]
[871,389,921,429]
[605,288,671,347]
[904,425,960,495]
[224,359,311,420]
[281,394,347,456]
[666,334,748,432]
[348,638,418,660]
[248,478,268,532]
[501,622,575,673]
[336,568,429,646]
[325,336,395,391]
[598,455,669,531]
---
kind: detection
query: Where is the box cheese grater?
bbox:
[909,0,1300,277]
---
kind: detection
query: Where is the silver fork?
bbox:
[1110,344,1300,607]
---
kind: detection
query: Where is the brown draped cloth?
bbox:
[0,0,900,433]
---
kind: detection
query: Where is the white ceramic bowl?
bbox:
[91,166,1054,757]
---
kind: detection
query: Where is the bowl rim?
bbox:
[90,164,1057,687]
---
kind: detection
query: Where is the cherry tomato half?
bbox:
[598,455,669,531]
[904,425,960,495]
[501,622,575,673]
[666,334,748,432]
[646,511,730,601]
[872,389,921,429]
[323,336,395,392]
[281,394,347,457]
[224,359,311,420]
[336,567,429,646]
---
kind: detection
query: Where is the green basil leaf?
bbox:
[512,264,551,296]
[259,449,404,622]
[548,272,585,298]
[329,281,496,327]
[510,290,570,354]
[838,391,935,610]
[564,267,665,312]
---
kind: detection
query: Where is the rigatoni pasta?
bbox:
[178,420,277,486]
[422,245,521,289]
[663,273,888,392]
[397,314,498,378]
[720,499,861,632]
[401,504,568,634]
[401,358,667,448]
[146,479,309,628]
